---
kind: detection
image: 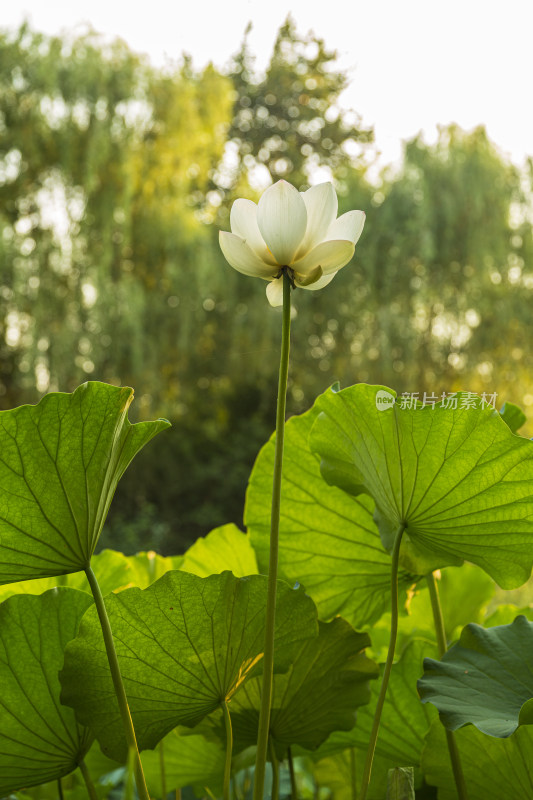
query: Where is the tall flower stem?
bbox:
[358,523,406,800]
[426,571,469,800]
[253,270,292,800]
[84,565,150,800]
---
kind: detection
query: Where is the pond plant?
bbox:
[1,179,533,800]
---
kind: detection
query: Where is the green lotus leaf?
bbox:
[75,549,142,592]
[82,734,125,772]
[60,569,317,762]
[125,550,184,587]
[14,782,112,800]
[387,564,494,650]
[312,749,360,800]
[310,638,437,768]
[181,523,258,577]
[310,383,533,586]
[312,748,392,800]
[421,718,533,800]
[499,401,527,434]
[245,398,416,628]
[228,617,379,759]
[14,764,119,800]
[0,587,94,794]
[484,604,533,627]
[292,641,436,796]
[141,730,225,797]
[352,638,438,764]
[419,615,533,737]
[436,564,495,638]
[0,381,170,584]
[0,549,166,605]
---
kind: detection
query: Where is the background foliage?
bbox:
[1,18,532,553]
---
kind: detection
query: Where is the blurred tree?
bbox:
[0,24,147,406]
[224,15,373,192]
[0,24,234,415]
[312,125,533,410]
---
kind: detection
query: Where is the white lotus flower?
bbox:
[219,180,365,306]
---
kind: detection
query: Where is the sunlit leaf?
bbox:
[436,564,495,638]
[60,570,317,762]
[484,604,533,626]
[0,549,131,601]
[419,615,533,737]
[0,588,94,794]
[245,399,416,628]
[312,749,359,800]
[388,564,495,648]
[0,382,170,584]
[181,523,258,577]
[0,548,171,603]
[310,384,533,586]
[125,550,184,587]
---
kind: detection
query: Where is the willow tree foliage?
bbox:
[226,15,373,191]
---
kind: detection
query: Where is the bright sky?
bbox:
[4,0,533,169]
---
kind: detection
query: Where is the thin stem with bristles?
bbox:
[253,271,292,800]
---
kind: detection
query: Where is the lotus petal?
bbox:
[257,181,307,265]
[292,239,355,276]
[219,232,275,279]
[299,271,336,291]
[230,199,277,265]
[326,210,365,245]
[266,277,285,307]
[296,183,338,258]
